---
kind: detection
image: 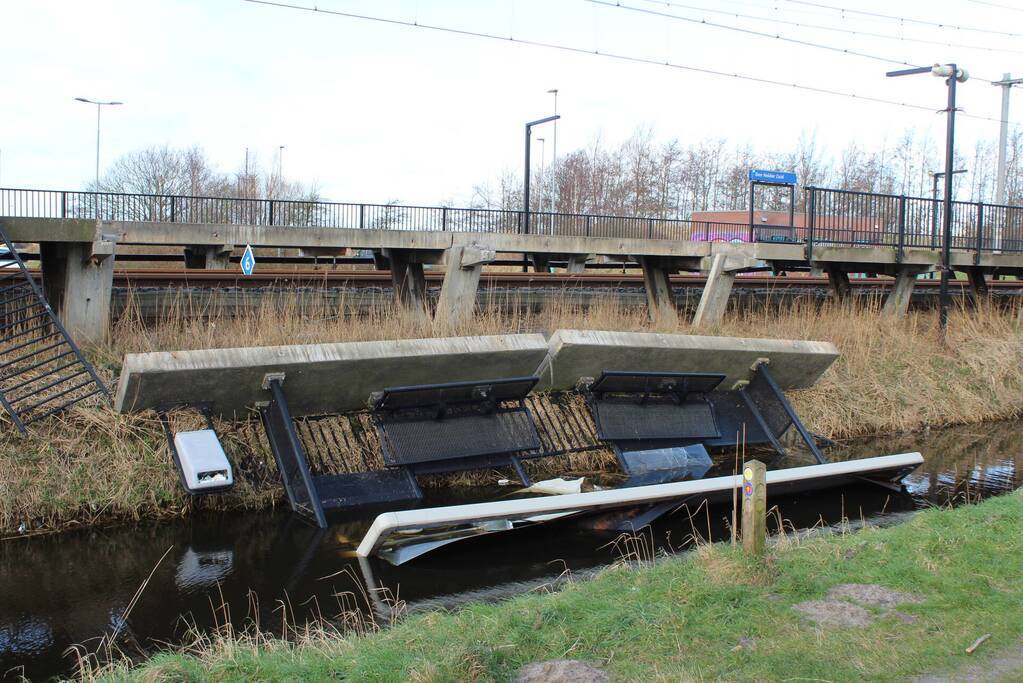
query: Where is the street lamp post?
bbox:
[75,97,123,186]
[536,137,546,217]
[886,64,968,340]
[523,114,560,235]
[546,89,559,165]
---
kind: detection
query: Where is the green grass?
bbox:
[96,490,1023,682]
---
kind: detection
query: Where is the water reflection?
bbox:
[2,420,1021,681]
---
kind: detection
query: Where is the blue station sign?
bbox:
[749,169,797,185]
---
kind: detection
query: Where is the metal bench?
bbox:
[371,376,542,485]
[583,365,826,474]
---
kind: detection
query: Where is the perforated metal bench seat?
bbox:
[584,367,826,477]
[314,470,420,511]
[372,376,543,482]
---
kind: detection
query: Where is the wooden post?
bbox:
[742,459,767,556]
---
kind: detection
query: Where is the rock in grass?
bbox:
[515,659,609,682]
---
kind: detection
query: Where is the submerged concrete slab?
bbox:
[115,334,549,418]
[538,329,838,391]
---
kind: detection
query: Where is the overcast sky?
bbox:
[1,0,1020,205]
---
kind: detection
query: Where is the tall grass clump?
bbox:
[2,286,1021,533]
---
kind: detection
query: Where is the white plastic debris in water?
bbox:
[524,477,585,495]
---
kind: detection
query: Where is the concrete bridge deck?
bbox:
[3,184,1023,342]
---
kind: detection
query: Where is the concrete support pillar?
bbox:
[823,264,851,301]
[530,253,551,273]
[967,267,989,299]
[40,239,115,344]
[435,245,494,327]
[388,249,430,321]
[566,255,589,273]
[692,253,736,328]
[881,268,917,318]
[638,256,679,327]
[184,245,232,269]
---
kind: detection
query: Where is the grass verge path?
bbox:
[100,489,1023,682]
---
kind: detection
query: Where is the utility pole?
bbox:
[993,74,1021,208]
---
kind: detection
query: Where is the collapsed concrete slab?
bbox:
[537,329,838,391]
[115,334,549,418]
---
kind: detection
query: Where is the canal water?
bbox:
[2,421,1020,681]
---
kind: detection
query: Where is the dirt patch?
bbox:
[515,660,609,683]
[828,583,925,608]
[793,600,874,627]
[910,642,1023,683]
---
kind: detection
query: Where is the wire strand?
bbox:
[781,0,1022,37]
[593,0,998,83]
[242,0,1019,129]
[632,0,1023,55]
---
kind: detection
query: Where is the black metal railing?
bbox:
[0,187,747,242]
[805,186,1023,258]
[3,187,1021,258]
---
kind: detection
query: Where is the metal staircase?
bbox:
[0,226,109,432]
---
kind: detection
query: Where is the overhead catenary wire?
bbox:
[591,0,999,83]
[632,0,1023,55]
[242,0,1020,129]
[967,0,1023,12]
[781,0,1022,38]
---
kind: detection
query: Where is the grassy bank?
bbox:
[3,291,1023,534]
[89,488,1023,682]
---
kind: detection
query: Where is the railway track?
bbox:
[106,268,1021,290]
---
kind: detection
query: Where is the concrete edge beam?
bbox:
[537,328,840,392]
[114,333,551,417]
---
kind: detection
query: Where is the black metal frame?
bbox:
[157,402,234,496]
[261,377,422,528]
[805,186,1023,256]
[0,187,748,243]
[261,378,329,527]
[748,179,798,244]
[739,363,826,464]
[0,225,110,432]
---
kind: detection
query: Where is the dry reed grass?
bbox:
[2,287,1021,533]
